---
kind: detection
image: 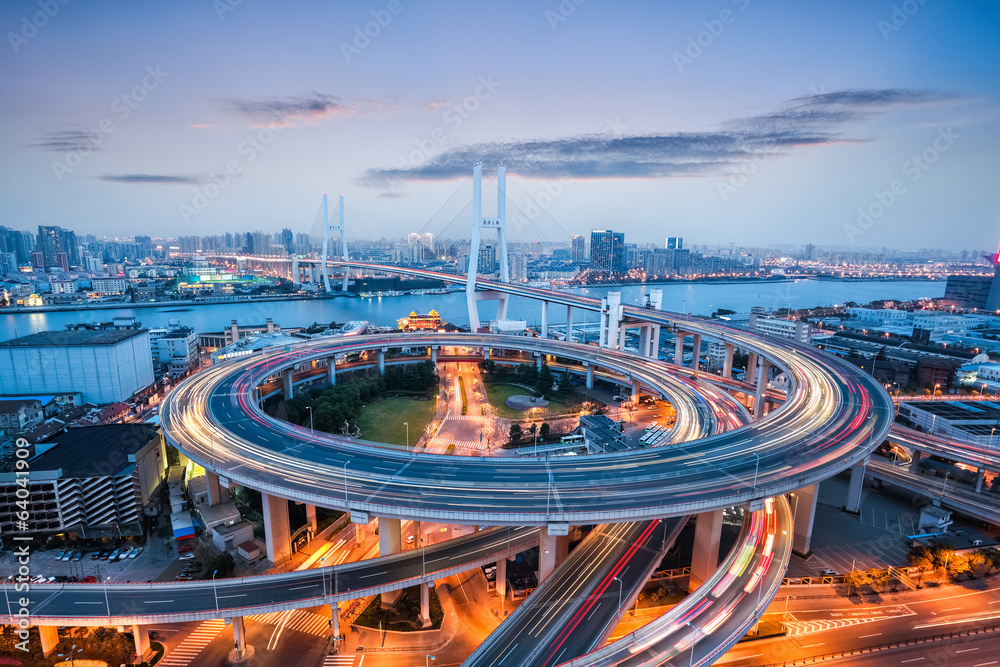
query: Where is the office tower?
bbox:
[509,253,528,282]
[37,225,63,268]
[478,244,497,274]
[571,235,586,262]
[666,237,683,251]
[590,230,626,276]
[280,228,294,253]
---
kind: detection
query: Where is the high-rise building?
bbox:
[280,228,294,253]
[37,225,63,268]
[571,235,586,262]
[478,244,497,274]
[59,228,78,266]
[666,237,683,251]
[509,253,528,282]
[943,265,1000,311]
[590,230,626,276]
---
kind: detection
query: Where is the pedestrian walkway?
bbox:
[159,619,227,666]
[249,608,330,636]
[322,653,357,666]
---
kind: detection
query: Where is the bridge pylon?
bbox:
[466,164,510,331]
[320,193,349,293]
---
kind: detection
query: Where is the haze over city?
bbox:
[1,0,998,249]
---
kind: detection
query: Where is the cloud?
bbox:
[97,174,205,185]
[30,128,102,152]
[222,91,355,126]
[357,88,960,190]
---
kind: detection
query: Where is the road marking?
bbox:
[73,601,103,604]
[143,600,175,604]
[900,659,925,663]
[288,584,318,591]
[859,633,881,638]
[358,571,387,579]
[956,648,979,653]
[941,607,962,612]
[217,593,247,599]
[159,619,227,667]
[973,662,997,666]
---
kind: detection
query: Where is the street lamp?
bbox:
[404,421,409,452]
[305,406,313,433]
[613,575,623,615]
[752,452,761,491]
[941,471,950,498]
[103,576,112,619]
[212,569,220,612]
[426,656,435,667]
[343,461,349,504]
[684,620,698,667]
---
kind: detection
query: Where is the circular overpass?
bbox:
[162,323,893,525]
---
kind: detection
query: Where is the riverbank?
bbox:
[0,292,343,314]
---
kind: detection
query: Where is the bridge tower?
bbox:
[320,193,349,293]
[466,164,510,331]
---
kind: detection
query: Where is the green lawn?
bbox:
[485,383,575,419]
[357,396,438,447]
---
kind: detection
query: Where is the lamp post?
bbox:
[426,656,435,667]
[752,452,761,491]
[942,471,950,499]
[684,620,697,667]
[343,461,349,504]
[212,569,220,612]
[305,406,313,433]
[404,421,409,452]
[320,555,327,598]
[103,576,112,620]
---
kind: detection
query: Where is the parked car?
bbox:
[119,547,133,559]
[175,573,194,580]
[82,576,98,583]
[177,544,194,553]
[70,550,82,561]
[54,550,67,561]
[179,553,196,560]
[128,547,142,559]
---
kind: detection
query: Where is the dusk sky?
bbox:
[1,0,998,250]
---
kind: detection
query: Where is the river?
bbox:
[0,279,944,342]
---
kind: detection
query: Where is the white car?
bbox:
[179,553,196,560]
[128,547,142,559]
[119,547,133,559]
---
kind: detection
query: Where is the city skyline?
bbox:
[0,1,997,250]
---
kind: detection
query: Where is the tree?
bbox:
[508,423,522,444]
[208,551,236,578]
[867,568,891,592]
[907,545,934,572]
[540,422,550,440]
[843,569,869,595]
[948,553,971,580]
[966,550,988,577]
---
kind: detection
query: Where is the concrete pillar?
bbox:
[639,326,650,359]
[232,616,248,660]
[539,527,558,582]
[691,333,702,371]
[412,521,421,549]
[792,485,819,556]
[379,518,403,607]
[722,343,735,379]
[566,305,574,342]
[631,379,640,400]
[909,450,922,474]
[378,349,386,375]
[976,468,985,493]
[651,324,660,358]
[689,509,723,592]
[282,369,293,400]
[431,346,437,364]
[326,358,336,386]
[674,332,685,367]
[419,581,432,628]
[845,460,867,514]
[206,470,222,507]
[536,353,543,371]
[306,504,317,533]
[331,603,340,641]
[754,361,770,418]
[585,364,594,389]
[618,324,627,351]
[132,625,151,660]
[262,493,291,564]
[541,301,549,339]
[746,352,758,385]
[484,348,490,360]
[496,557,507,597]
[39,626,58,658]
[355,520,365,546]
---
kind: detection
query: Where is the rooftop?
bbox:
[29,424,161,477]
[0,328,147,347]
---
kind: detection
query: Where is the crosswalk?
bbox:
[784,616,880,636]
[248,608,330,636]
[323,654,356,666]
[159,619,227,666]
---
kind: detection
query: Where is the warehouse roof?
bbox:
[0,328,147,347]
[29,424,161,477]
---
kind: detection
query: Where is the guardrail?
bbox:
[762,622,1000,666]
